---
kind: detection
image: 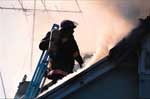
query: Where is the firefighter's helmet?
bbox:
[60,20,77,29]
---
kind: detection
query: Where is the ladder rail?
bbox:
[24,51,49,98]
[24,24,59,99]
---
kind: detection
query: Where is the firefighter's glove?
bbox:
[79,63,83,68]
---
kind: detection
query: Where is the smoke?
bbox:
[0,0,150,98]
[87,0,150,66]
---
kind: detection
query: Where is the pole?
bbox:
[0,72,7,99]
[30,0,36,72]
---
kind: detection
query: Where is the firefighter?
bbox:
[39,20,84,84]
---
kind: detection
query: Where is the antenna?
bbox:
[0,0,82,13]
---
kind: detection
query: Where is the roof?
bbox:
[37,56,115,99]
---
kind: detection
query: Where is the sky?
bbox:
[0,0,150,98]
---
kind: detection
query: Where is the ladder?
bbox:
[24,24,59,99]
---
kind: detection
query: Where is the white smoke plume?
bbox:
[87,0,150,66]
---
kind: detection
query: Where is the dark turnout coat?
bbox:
[39,29,83,73]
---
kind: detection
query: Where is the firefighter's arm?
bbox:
[73,51,84,68]
[39,32,51,50]
[72,38,84,67]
